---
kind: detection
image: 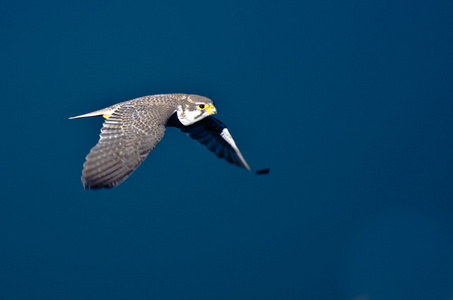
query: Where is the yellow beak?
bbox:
[206,104,217,114]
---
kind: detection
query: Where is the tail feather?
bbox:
[69,108,113,119]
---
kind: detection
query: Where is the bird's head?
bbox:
[177,95,217,126]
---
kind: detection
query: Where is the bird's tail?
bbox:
[69,107,114,119]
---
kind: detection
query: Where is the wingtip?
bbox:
[255,168,270,175]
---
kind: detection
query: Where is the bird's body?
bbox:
[70,94,267,189]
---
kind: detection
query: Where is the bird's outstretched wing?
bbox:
[167,114,269,174]
[81,104,171,189]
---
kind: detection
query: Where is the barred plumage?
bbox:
[70,93,268,189]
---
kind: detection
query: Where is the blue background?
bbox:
[1,1,453,299]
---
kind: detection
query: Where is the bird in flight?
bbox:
[70,94,269,189]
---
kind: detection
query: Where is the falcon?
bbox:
[70,94,269,189]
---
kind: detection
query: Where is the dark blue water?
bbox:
[1,1,452,299]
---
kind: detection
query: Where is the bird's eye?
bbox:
[198,104,206,109]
